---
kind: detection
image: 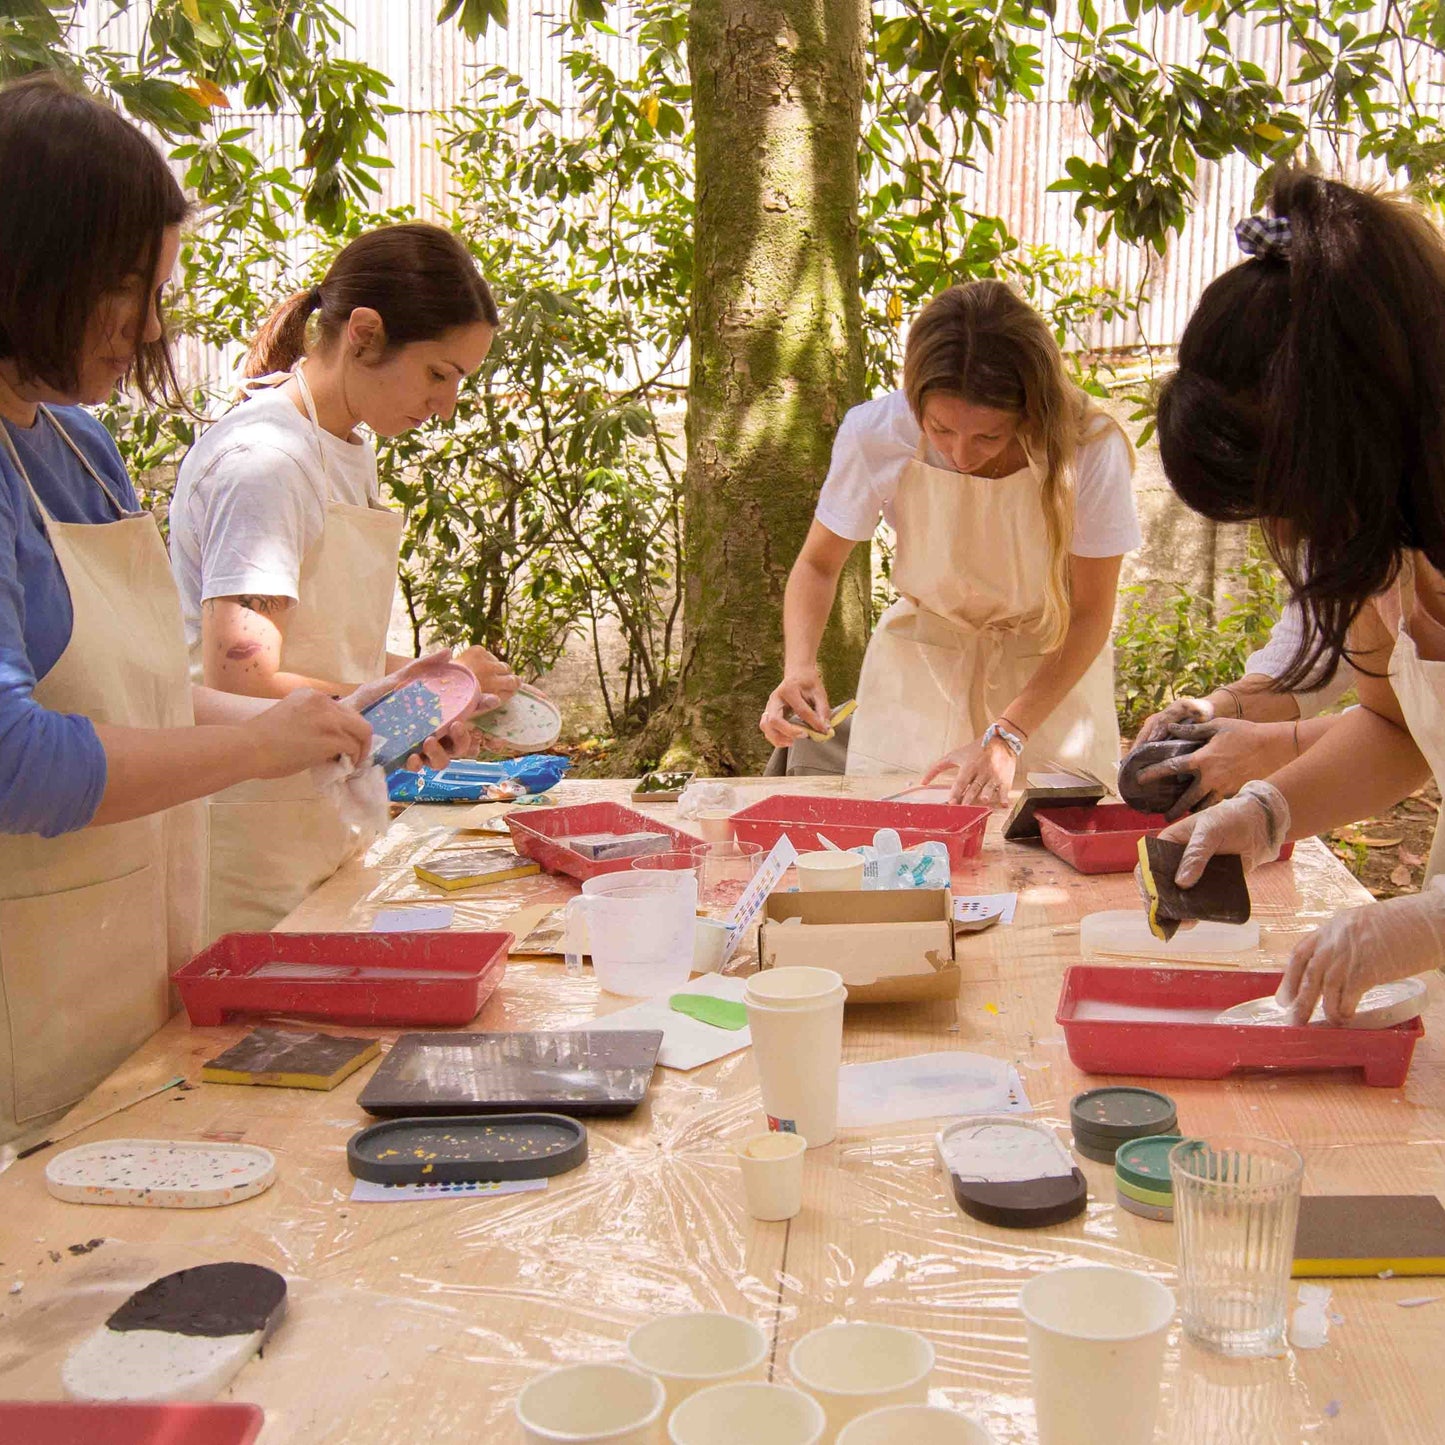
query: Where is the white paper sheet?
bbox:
[585,973,751,1071]
[372,906,455,932]
[837,1051,1031,1127]
[349,1177,547,1203]
[955,893,1018,925]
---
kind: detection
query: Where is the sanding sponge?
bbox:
[201,1028,379,1090]
[1137,835,1250,942]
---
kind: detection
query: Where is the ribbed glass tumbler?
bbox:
[1169,1134,1304,1357]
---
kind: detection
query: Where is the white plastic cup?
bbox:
[836,1405,997,1445]
[743,968,846,1147]
[564,873,697,997]
[1019,1265,1174,1445]
[626,1313,768,1414]
[668,1381,825,1445]
[788,1324,934,1436]
[516,1362,666,1444]
[736,1130,807,1221]
[796,850,865,891]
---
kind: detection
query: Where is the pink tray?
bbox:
[728,794,989,868]
[175,931,510,1028]
[1037,804,1167,874]
[1057,964,1423,1087]
[505,801,701,881]
[0,1403,263,1444]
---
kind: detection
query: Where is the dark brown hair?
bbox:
[0,74,190,405]
[1157,171,1445,690]
[244,223,500,378]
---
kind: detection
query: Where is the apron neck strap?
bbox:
[0,406,130,531]
[292,362,334,484]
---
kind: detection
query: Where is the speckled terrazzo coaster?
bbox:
[45,1140,277,1209]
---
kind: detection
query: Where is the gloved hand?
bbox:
[1134,695,1215,745]
[1157,779,1290,884]
[1279,876,1445,1025]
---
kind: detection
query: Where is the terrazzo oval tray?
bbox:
[45,1140,277,1209]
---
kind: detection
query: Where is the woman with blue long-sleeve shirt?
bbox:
[0,77,372,1146]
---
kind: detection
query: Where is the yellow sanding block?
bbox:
[791,698,856,742]
[201,1028,379,1090]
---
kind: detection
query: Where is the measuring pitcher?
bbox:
[565,871,697,997]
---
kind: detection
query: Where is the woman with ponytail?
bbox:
[1150,171,1445,1026]
[170,222,517,938]
[760,280,1139,801]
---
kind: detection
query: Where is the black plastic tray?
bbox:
[357,1030,664,1118]
[348,1113,588,1184]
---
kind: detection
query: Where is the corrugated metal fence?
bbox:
[73,1,1445,372]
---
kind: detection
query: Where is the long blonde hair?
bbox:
[902,280,1128,651]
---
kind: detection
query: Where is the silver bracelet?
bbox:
[982,721,1025,758]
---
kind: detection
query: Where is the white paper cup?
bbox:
[626,1313,768,1413]
[1019,1266,1174,1445]
[744,972,846,1148]
[796,851,864,891]
[836,1405,996,1445]
[668,1381,825,1445]
[736,1130,807,1221]
[788,1324,934,1435]
[697,810,736,842]
[516,1362,666,1444]
[693,918,730,973]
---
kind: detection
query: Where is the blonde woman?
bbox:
[760,281,1140,803]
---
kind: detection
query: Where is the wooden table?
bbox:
[0,777,1439,1444]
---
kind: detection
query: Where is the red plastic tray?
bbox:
[1057,964,1423,1087]
[728,794,989,868]
[174,931,510,1027]
[1036,804,1167,874]
[504,801,701,882]
[0,1402,263,1444]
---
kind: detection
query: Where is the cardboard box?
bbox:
[757,889,958,1003]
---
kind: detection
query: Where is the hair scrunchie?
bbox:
[307,285,324,310]
[1235,215,1292,262]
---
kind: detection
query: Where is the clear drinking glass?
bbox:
[1169,1134,1303,1357]
[690,840,762,915]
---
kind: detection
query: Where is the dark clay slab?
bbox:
[948,1171,1088,1229]
[1117,739,1204,815]
[1003,782,1107,842]
[348,1113,587,1184]
[108,1264,287,1340]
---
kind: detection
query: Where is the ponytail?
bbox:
[242,223,498,383]
[243,287,322,379]
[1157,171,1445,692]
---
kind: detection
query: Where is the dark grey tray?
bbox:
[348,1113,587,1184]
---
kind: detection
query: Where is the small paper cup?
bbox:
[736,1130,807,1220]
[796,851,865,892]
[697,810,736,842]
[668,1381,825,1445]
[516,1362,666,1444]
[743,967,846,1009]
[1020,1265,1174,1445]
[837,1405,997,1445]
[788,1323,934,1435]
[626,1313,768,1413]
[693,917,730,973]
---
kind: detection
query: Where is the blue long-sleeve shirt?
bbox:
[0,407,138,837]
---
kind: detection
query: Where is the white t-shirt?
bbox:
[1244,600,1356,716]
[814,389,1142,557]
[170,387,380,649]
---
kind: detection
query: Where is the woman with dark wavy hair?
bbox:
[1151,170,1445,1026]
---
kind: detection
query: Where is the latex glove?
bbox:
[920,736,1017,807]
[1135,695,1215,745]
[1279,877,1445,1025]
[1139,718,1298,820]
[1157,779,1290,885]
[760,666,832,746]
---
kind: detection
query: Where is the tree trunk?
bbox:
[678,0,870,773]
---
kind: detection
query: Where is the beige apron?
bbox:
[1384,555,1445,882]
[0,409,203,1146]
[846,441,1120,784]
[200,368,403,940]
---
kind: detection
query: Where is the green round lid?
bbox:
[1115,1134,1186,1192]
[1070,1088,1177,1142]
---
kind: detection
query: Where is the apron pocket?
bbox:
[0,863,168,1125]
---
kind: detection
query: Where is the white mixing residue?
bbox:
[1071,1000,1226,1025]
